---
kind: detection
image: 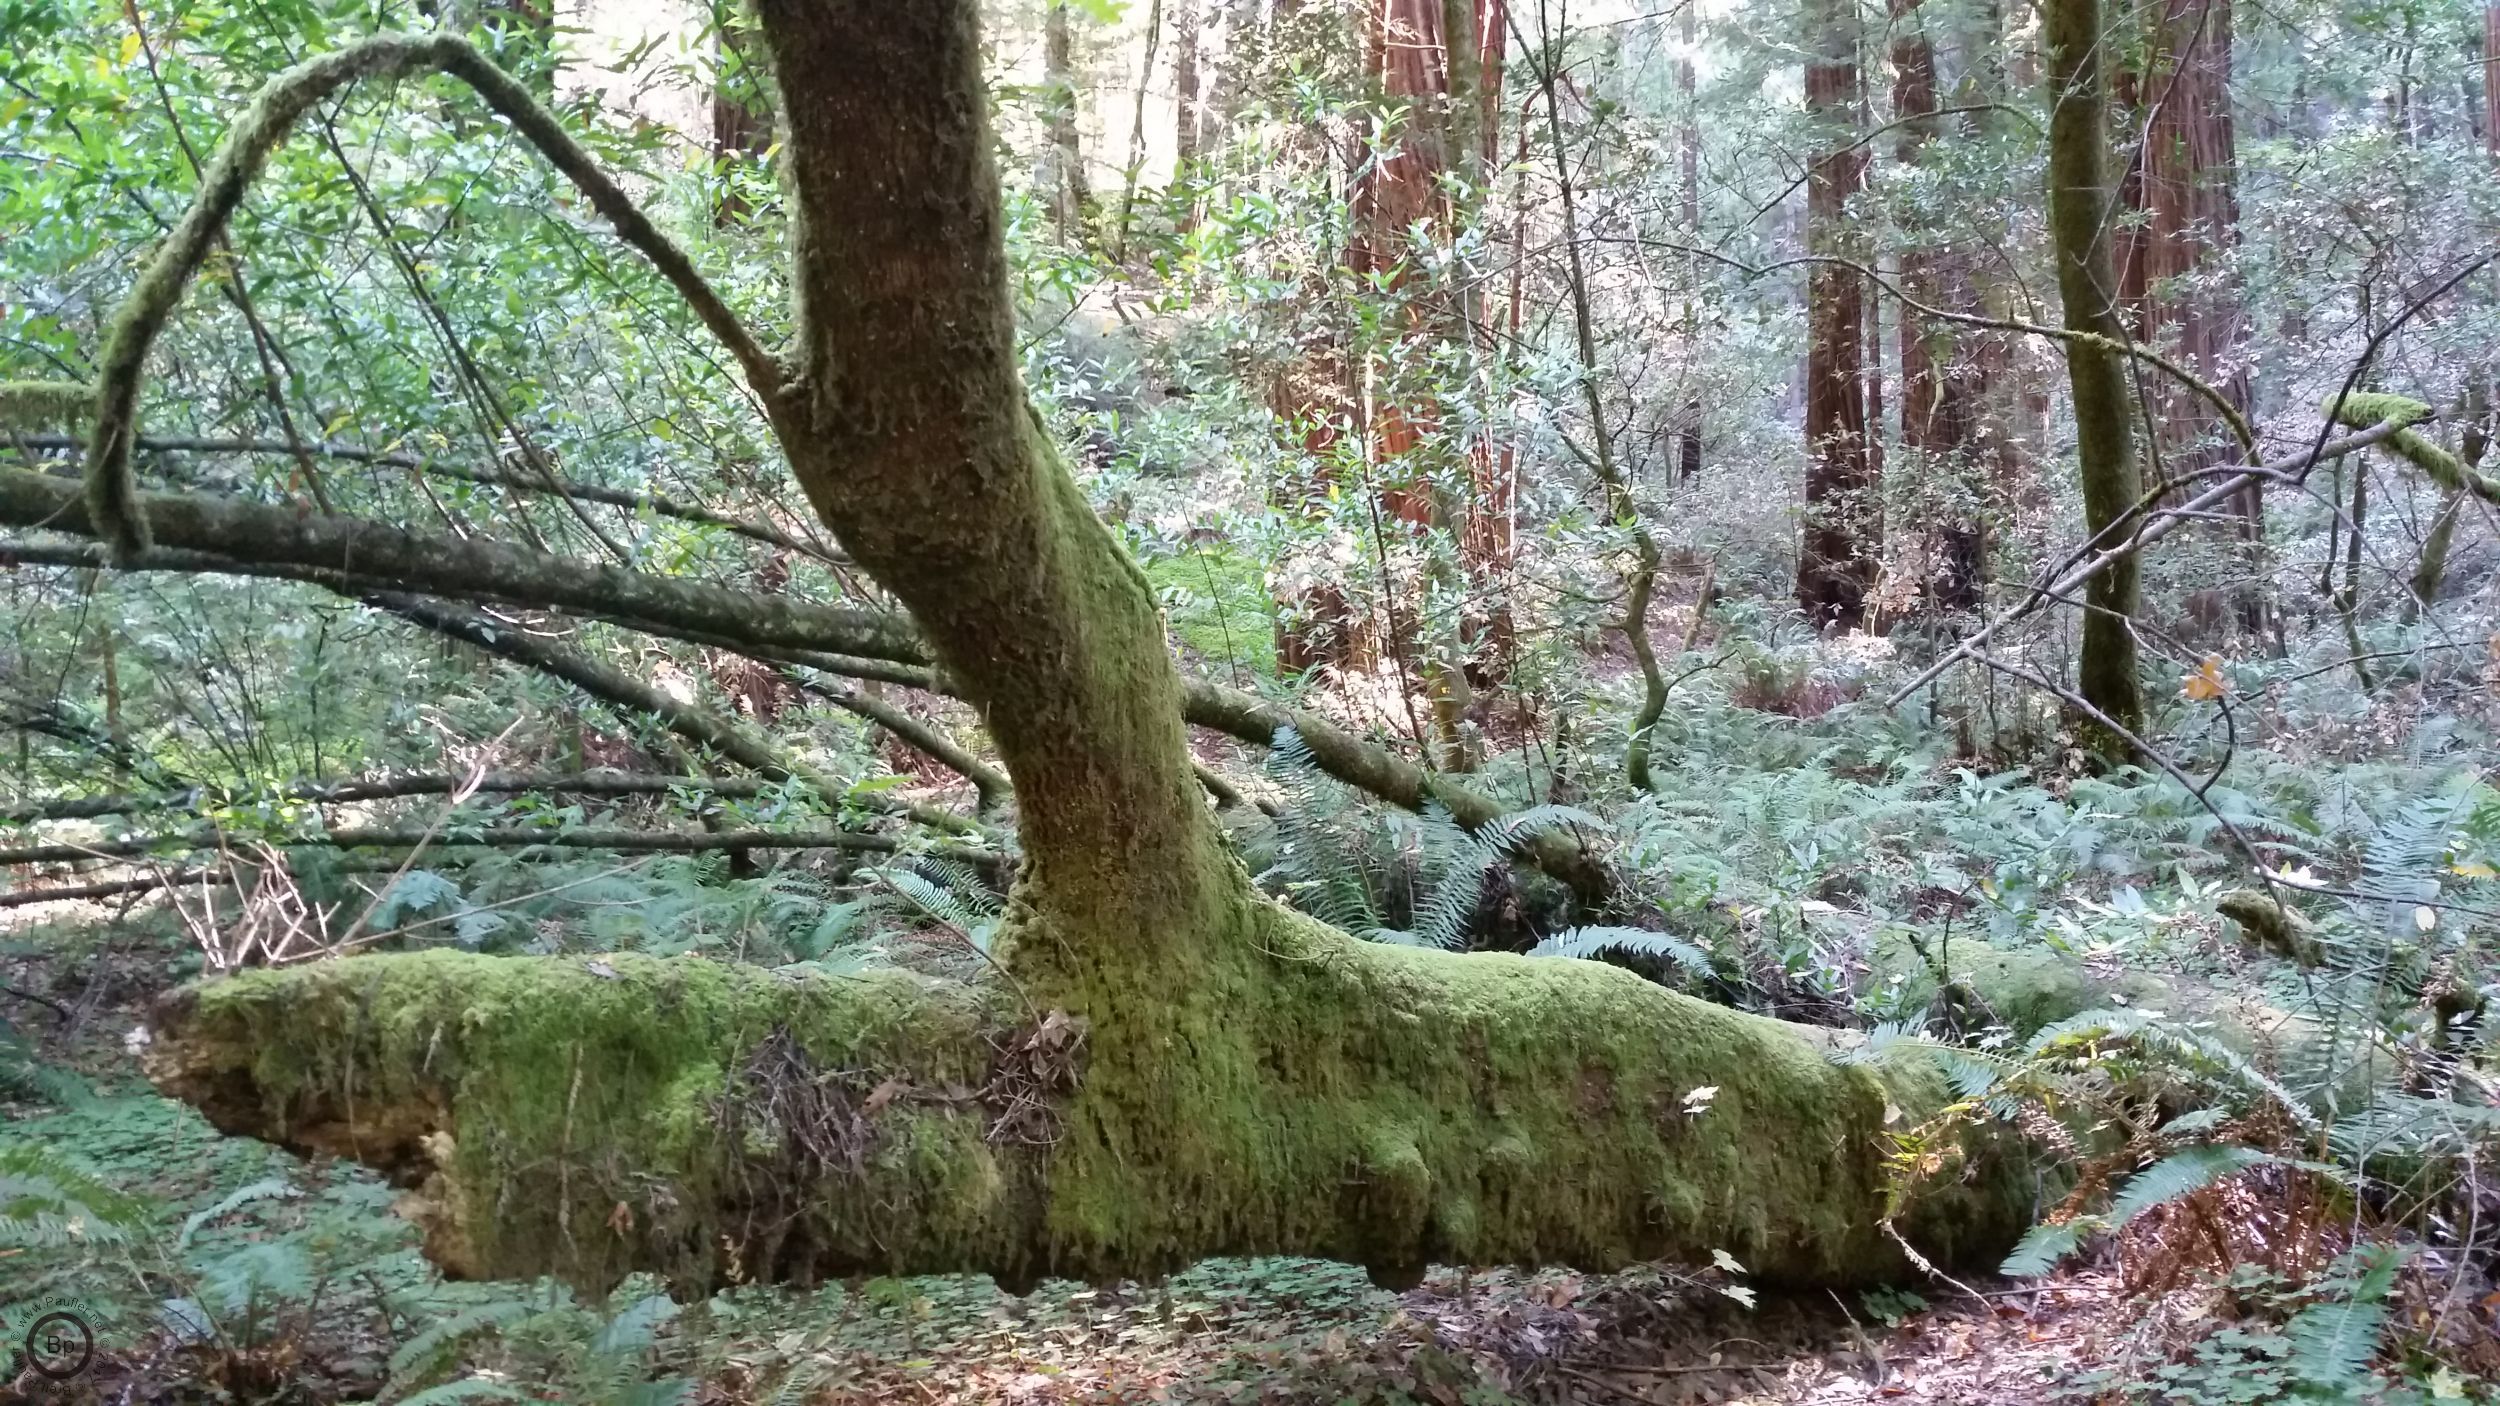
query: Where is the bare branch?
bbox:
[12,432,839,563]
[87,33,777,559]
[0,824,1008,876]
[0,471,921,661]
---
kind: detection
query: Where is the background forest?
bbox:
[4,0,2500,1399]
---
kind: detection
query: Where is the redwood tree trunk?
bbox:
[1797,0,1876,629]
[1889,0,1982,613]
[2118,0,2260,632]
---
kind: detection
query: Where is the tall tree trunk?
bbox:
[1796,0,1875,630]
[1890,0,1982,613]
[1672,5,1704,482]
[2046,0,2147,750]
[2117,0,2261,634]
[1042,0,1095,240]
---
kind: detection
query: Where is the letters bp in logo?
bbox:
[3,1295,104,1384]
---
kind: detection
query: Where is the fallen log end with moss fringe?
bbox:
[145,911,2057,1297]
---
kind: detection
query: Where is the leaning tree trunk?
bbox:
[1797,0,1876,630]
[2045,0,2147,750]
[145,0,2051,1296]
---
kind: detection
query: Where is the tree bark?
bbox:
[1796,0,1876,630]
[2116,0,2261,634]
[1041,1,1095,241]
[140,0,2052,1294]
[1889,0,1982,614]
[2044,0,2148,751]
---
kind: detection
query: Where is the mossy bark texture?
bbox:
[2045,0,2148,753]
[150,0,2053,1295]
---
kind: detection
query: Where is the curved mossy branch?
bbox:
[0,471,921,662]
[1178,680,1612,904]
[146,922,2036,1293]
[86,33,777,561]
[0,382,93,431]
[2324,393,2500,503]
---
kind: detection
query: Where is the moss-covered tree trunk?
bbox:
[2044,0,2147,750]
[151,0,2046,1296]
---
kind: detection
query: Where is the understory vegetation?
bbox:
[4,0,2500,1398]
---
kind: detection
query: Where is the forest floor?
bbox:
[4,913,2484,1405]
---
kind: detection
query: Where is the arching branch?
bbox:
[86,33,777,559]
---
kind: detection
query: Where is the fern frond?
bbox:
[178,1175,299,1251]
[590,1292,680,1355]
[386,1299,535,1386]
[2281,1245,2406,1390]
[2106,1145,2273,1226]
[1998,1217,2103,1277]
[1528,926,1712,972]
[0,1143,152,1247]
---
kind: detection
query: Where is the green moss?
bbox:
[2326,392,2434,431]
[1016,889,2030,1289]
[1142,546,1278,678]
[155,903,2052,1293]
[154,950,1019,1290]
[0,381,90,430]
[2324,394,2500,504]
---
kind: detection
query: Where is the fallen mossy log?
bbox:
[146,909,2049,1297]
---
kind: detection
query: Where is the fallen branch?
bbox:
[0,470,920,661]
[0,824,1009,874]
[9,434,838,563]
[1,769,774,825]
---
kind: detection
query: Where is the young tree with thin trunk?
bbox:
[2045,0,2149,748]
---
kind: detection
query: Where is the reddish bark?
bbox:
[1890,0,1982,612]
[1796,0,1875,630]
[2117,0,2258,625]
[1273,0,1513,676]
